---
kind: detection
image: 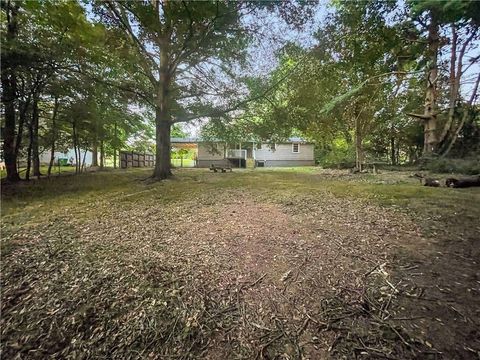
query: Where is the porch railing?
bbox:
[226,149,247,159]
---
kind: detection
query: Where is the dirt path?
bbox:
[1,169,479,359]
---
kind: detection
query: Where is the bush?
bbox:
[317,151,356,169]
[421,157,480,175]
[316,139,356,168]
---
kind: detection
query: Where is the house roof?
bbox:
[170,137,199,143]
[170,137,310,144]
[287,137,308,143]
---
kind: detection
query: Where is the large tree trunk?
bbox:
[423,14,440,155]
[47,97,59,177]
[1,1,20,182]
[32,96,41,177]
[153,40,172,180]
[154,111,172,179]
[438,24,458,149]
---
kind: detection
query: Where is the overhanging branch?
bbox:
[172,52,311,123]
[406,112,430,120]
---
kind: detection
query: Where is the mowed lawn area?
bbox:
[0,165,77,180]
[1,168,479,359]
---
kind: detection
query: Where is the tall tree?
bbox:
[95,1,310,179]
[1,0,21,182]
[223,1,404,170]
[1,0,111,180]
[408,0,480,155]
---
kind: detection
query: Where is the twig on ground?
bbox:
[245,273,267,289]
[256,332,283,360]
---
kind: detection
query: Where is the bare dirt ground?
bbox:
[1,168,479,359]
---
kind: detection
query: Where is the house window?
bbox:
[292,143,300,153]
[271,143,276,151]
[257,143,262,150]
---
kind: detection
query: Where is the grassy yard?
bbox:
[0,165,77,180]
[1,168,479,359]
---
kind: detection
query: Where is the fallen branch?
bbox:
[445,176,480,188]
[411,173,440,187]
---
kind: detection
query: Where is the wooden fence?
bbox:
[120,151,155,169]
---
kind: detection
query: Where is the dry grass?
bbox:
[2,168,479,359]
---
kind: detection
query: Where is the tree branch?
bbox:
[405,112,430,120]
[103,1,158,86]
[171,53,310,123]
[169,2,220,75]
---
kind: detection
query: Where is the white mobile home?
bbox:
[39,149,93,166]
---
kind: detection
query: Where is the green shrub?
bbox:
[316,139,356,168]
[422,157,480,175]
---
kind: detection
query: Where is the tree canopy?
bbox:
[1,0,479,182]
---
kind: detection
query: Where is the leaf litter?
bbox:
[1,169,479,359]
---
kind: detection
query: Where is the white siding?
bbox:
[39,148,93,165]
[255,143,314,161]
[197,143,226,160]
[197,142,315,166]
